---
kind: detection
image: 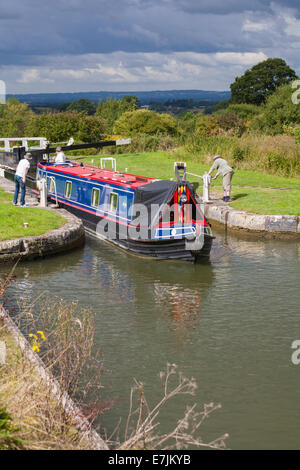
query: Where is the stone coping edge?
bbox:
[0,306,109,450]
[204,202,300,235]
[0,208,85,262]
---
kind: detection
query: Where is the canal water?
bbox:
[1,229,300,449]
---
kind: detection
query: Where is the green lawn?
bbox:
[0,188,65,241]
[79,151,300,216]
[230,188,300,216]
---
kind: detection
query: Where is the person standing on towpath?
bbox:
[13,152,32,207]
[208,154,234,203]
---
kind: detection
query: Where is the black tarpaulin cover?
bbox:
[134,180,178,209]
[132,180,197,230]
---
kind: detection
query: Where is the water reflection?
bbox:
[1,228,300,449]
[154,283,203,345]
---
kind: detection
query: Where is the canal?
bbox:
[1,229,300,449]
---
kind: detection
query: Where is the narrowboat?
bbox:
[36,159,214,262]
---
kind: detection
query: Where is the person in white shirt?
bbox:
[55,146,66,164]
[13,153,32,206]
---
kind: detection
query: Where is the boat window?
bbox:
[109,193,118,212]
[48,177,55,193]
[91,188,100,207]
[65,181,72,198]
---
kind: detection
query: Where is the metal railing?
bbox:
[0,137,48,152]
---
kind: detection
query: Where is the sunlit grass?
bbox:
[76,151,300,215]
[0,188,65,241]
[80,151,300,189]
[230,188,300,216]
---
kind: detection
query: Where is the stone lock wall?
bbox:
[0,208,85,262]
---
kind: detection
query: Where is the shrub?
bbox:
[0,407,23,450]
[215,103,261,120]
[232,146,245,162]
[251,84,300,135]
[0,100,34,137]
[26,111,108,143]
[76,115,108,142]
[97,96,139,132]
[284,124,300,144]
[113,109,179,136]
[195,115,220,137]
[217,112,247,136]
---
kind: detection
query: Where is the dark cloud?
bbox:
[0,0,299,63]
[167,0,300,16]
[0,0,299,93]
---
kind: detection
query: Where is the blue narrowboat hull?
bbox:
[37,162,213,262]
[56,198,212,262]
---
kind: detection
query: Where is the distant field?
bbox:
[80,151,300,216]
[0,188,65,241]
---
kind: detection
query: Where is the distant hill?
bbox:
[7,90,230,106]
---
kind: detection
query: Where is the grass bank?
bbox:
[0,327,92,450]
[79,150,300,216]
[0,284,106,450]
[0,188,65,242]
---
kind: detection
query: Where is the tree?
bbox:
[0,100,34,136]
[96,96,139,131]
[76,115,107,142]
[251,84,300,135]
[26,111,108,143]
[25,111,81,142]
[230,58,297,105]
[66,99,97,115]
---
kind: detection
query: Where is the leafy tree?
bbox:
[205,99,231,114]
[26,111,107,143]
[113,109,179,136]
[25,111,80,142]
[0,100,34,136]
[251,84,300,135]
[56,102,71,112]
[230,58,297,105]
[66,98,96,115]
[96,96,139,131]
[76,115,107,142]
[119,95,139,112]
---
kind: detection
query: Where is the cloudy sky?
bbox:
[0,0,299,94]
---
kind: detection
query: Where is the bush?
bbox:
[100,133,178,155]
[0,100,34,137]
[76,115,108,142]
[265,151,300,175]
[195,115,220,137]
[217,112,246,136]
[216,103,261,120]
[232,146,246,162]
[97,96,139,132]
[0,407,23,450]
[284,124,300,144]
[251,84,300,135]
[25,111,108,143]
[113,109,179,136]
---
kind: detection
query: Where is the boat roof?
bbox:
[39,161,155,189]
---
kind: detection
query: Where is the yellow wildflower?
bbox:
[37,331,46,341]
